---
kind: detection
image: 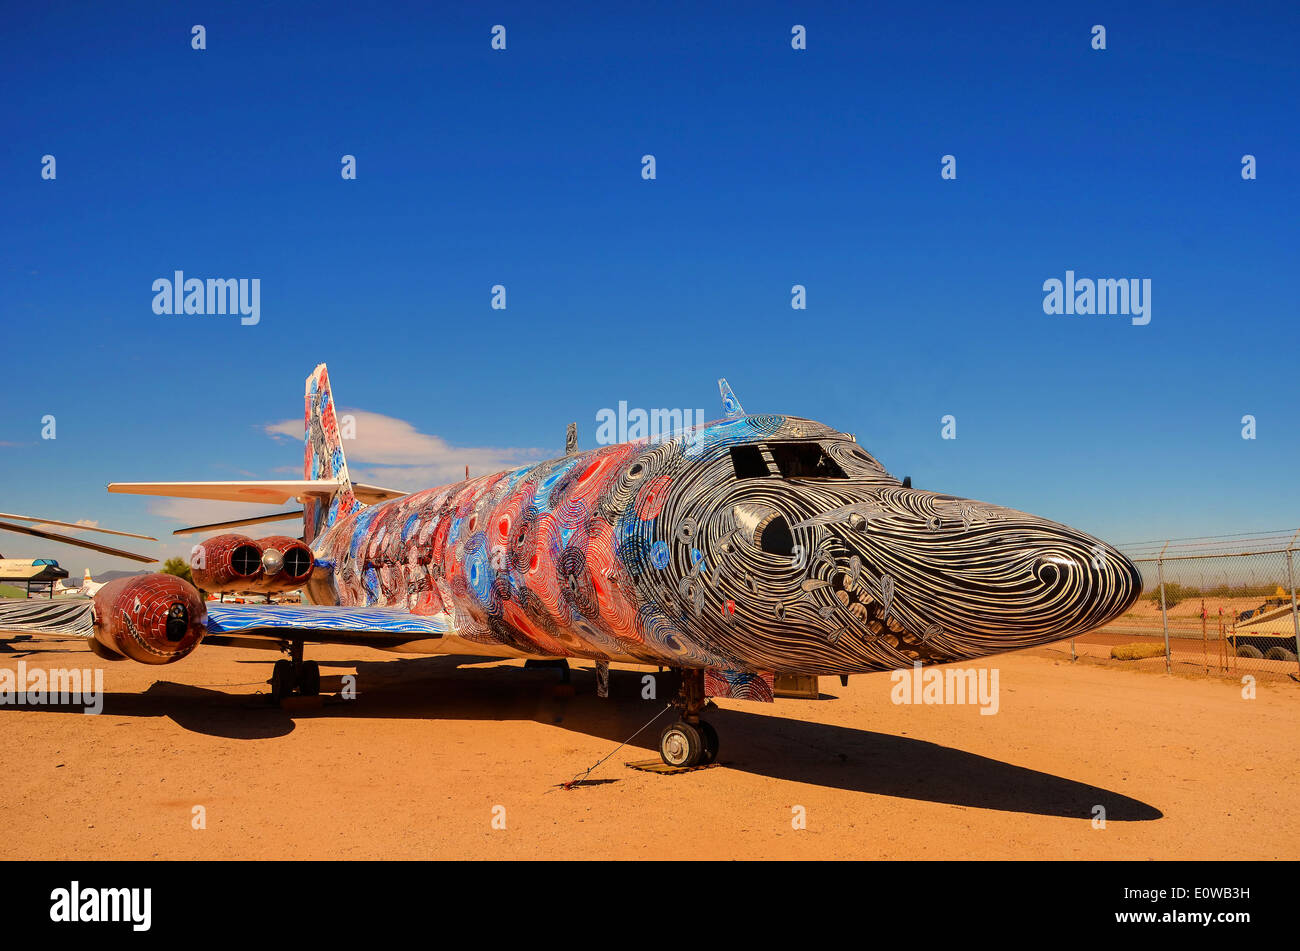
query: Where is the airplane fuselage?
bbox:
[304,414,1142,676]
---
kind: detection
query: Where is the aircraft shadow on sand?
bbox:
[2,654,1162,821]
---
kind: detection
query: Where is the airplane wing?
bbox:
[0,512,157,562]
[0,598,94,637]
[108,480,407,505]
[0,520,156,563]
[1,595,456,650]
[0,512,155,541]
[202,602,456,647]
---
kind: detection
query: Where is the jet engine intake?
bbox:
[190,533,263,591]
[91,574,206,665]
[244,535,314,592]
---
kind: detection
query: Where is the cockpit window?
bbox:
[769,442,848,479]
[729,444,771,479]
[731,441,850,480]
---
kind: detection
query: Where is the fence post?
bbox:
[1157,542,1171,673]
[1287,539,1300,676]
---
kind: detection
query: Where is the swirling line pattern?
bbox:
[307,415,1142,675]
[303,364,361,542]
[0,598,93,637]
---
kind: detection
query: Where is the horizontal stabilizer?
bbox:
[108,480,406,505]
[352,484,408,503]
[172,510,303,536]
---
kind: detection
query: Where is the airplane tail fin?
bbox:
[107,365,404,540]
[303,364,362,543]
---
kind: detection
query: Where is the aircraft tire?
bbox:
[660,722,704,767]
[698,720,719,764]
[298,661,321,696]
[270,659,296,702]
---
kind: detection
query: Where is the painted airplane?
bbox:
[96,364,1140,767]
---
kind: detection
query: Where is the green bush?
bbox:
[160,557,193,585]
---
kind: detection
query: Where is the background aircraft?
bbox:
[49,569,108,598]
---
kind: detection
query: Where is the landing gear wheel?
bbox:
[270,659,296,702]
[298,661,321,696]
[698,720,719,764]
[659,722,705,767]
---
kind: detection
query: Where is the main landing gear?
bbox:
[658,668,719,767]
[269,639,321,703]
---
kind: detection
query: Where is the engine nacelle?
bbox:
[244,535,314,593]
[190,532,313,593]
[190,533,263,591]
[91,574,206,665]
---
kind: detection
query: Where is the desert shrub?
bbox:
[1149,583,1194,608]
[1111,643,1166,661]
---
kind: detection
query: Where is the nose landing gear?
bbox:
[658,668,719,767]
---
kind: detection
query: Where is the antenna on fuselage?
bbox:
[718,378,745,418]
[566,422,577,454]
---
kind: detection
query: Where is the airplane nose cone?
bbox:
[1030,537,1143,635]
[883,512,1146,652]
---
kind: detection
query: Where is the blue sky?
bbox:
[1,0,1297,573]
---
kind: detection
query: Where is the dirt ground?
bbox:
[1,630,1296,860]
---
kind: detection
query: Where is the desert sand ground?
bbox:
[1,629,1296,860]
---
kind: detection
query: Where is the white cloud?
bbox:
[146,498,291,528]
[27,517,102,534]
[264,408,549,492]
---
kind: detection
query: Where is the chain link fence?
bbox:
[1058,531,1300,681]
